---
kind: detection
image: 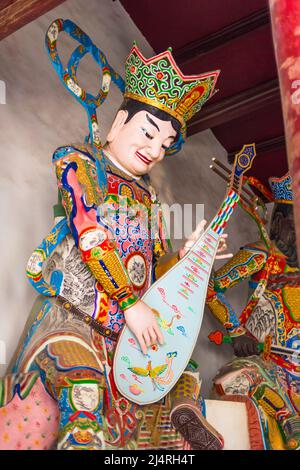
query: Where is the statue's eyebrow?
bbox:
[146,113,176,141]
[146,113,160,132]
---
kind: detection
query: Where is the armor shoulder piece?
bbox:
[52,144,95,164]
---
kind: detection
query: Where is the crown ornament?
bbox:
[269,172,293,204]
[124,44,220,134]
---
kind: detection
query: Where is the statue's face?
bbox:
[105,110,177,176]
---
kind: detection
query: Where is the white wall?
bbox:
[0,0,259,396]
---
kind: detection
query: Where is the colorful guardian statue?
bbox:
[207,172,300,450]
[0,19,226,450]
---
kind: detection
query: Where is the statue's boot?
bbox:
[35,345,106,451]
[170,372,224,450]
[253,384,299,450]
[282,416,300,450]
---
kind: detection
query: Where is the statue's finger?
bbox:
[137,334,147,355]
[194,219,207,237]
[215,253,233,259]
[148,327,157,344]
[184,239,195,249]
[143,330,151,348]
[153,323,164,345]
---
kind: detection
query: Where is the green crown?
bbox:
[124,44,220,130]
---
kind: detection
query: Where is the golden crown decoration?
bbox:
[124,44,220,134]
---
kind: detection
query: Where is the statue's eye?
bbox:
[141,127,153,140]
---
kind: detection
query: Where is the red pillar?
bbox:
[269,0,300,257]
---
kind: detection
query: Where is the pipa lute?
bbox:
[113,144,256,405]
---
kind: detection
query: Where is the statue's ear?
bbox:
[106,110,128,143]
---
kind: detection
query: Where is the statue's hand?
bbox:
[124,300,164,355]
[232,334,260,357]
[215,233,233,260]
[178,219,232,260]
[178,219,207,259]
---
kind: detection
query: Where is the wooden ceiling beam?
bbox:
[173,8,270,66]
[0,0,66,41]
[228,135,286,164]
[187,79,280,136]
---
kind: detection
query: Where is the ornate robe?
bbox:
[0,145,198,450]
